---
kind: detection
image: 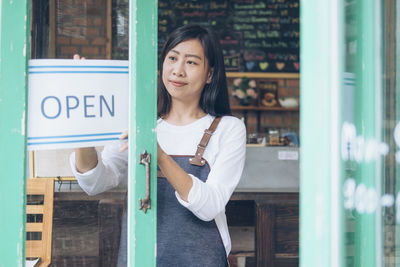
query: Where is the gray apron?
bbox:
[118,117,227,267]
[157,116,226,266]
[157,155,227,266]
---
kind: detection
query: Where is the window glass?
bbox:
[27,1,128,266]
[342,1,400,266]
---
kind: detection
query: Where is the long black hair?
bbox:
[158,24,231,117]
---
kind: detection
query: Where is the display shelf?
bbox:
[231,105,299,133]
[231,106,299,112]
[226,72,299,79]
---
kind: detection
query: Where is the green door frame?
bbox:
[354,1,382,266]
[0,0,158,265]
[300,0,344,266]
[0,0,30,266]
[128,0,158,266]
[300,0,383,267]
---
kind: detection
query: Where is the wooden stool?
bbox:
[26,179,54,267]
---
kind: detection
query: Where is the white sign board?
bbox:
[27,59,129,150]
[278,150,299,161]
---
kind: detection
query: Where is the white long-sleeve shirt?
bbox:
[70,114,246,255]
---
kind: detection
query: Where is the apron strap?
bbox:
[189,116,222,166]
[157,116,223,178]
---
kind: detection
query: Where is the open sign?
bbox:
[27,59,129,150]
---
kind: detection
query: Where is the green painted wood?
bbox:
[300,0,331,265]
[0,1,30,266]
[354,1,379,266]
[128,0,158,266]
[299,0,344,266]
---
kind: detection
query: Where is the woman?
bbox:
[71,24,246,266]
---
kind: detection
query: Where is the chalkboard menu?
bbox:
[158,0,300,73]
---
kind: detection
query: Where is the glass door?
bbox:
[301,0,400,267]
[341,1,382,266]
[0,0,158,266]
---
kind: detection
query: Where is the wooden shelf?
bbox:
[231,105,299,132]
[226,72,299,79]
[231,106,299,112]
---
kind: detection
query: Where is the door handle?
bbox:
[139,150,151,213]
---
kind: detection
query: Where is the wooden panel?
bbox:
[27,205,44,214]
[231,192,299,203]
[27,181,48,194]
[26,179,54,266]
[275,253,298,259]
[42,179,54,266]
[106,0,112,59]
[230,194,299,267]
[275,230,299,254]
[275,205,299,254]
[274,258,299,267]
[26,222,44,232]
[29,151,35,178]
[256,202,274,267]
[49,0,56,58]
[275,206,299,228]
[229,226,255,253]
[26,240,43,257]
[226,200,255,226]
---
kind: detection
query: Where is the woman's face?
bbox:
[162,38,213,105]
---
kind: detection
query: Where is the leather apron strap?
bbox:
[189,116,222,166]
[157,116,222,177]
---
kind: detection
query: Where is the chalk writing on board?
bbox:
[158,0,300,73]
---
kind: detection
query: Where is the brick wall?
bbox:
[55,0,108,59]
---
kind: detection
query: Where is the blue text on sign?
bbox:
[41,95,115,119]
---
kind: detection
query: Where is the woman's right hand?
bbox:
[74,147,98,173]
